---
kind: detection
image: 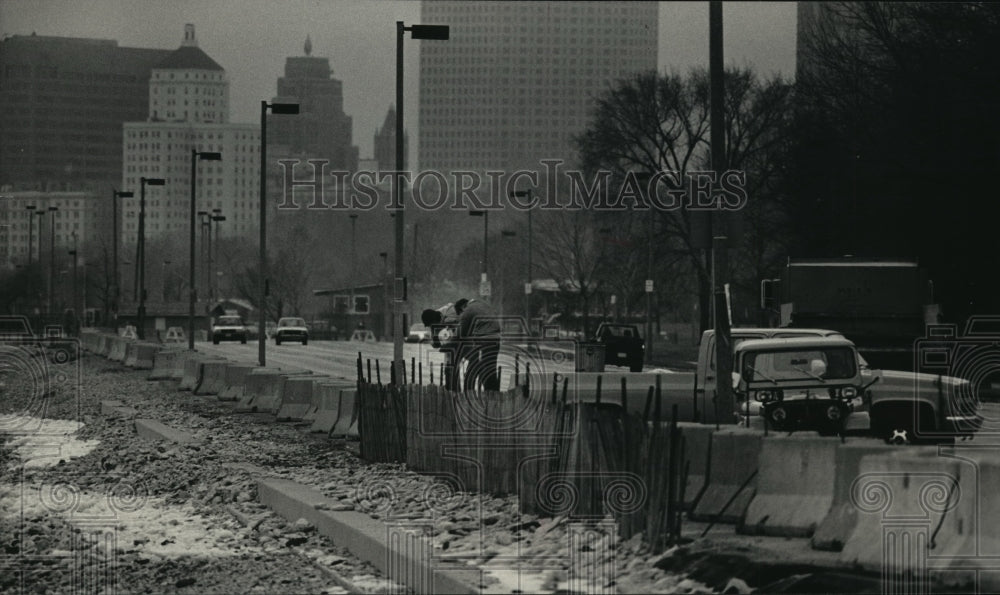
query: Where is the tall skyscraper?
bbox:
[418,1,658,175]
[268,36,359,173]
[121,25,259,245]
[0,34,172,193]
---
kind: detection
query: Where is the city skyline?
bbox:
[0,1,797,163]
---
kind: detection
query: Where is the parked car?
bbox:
[594,323,645,372]
[212,315,248,344]
[405,323,431,343]
[274,317,309,345]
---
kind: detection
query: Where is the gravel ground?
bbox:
[0,346,715,594]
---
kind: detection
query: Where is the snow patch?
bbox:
[0,414,99,469]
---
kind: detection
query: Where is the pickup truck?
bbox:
[675,327,978,442]
[594,323,644,372]
[734,336,873,435]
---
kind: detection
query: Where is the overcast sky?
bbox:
[0,1,797,158]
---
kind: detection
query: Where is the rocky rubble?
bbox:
[0,351,703,594]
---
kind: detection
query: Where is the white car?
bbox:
[274,317,309,345]
[405,323,431,343]
[212,315,248,344]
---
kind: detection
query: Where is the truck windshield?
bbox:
[743,346,857,382]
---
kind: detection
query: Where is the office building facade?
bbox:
[121,25,259,245]
[418,1,658,175]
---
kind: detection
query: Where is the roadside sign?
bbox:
[164,327,186,343]
[524,283,532,295]
[645,280,654,293]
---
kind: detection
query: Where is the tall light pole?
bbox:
[47,206,58,316]
[500,230,516,317]
[138,176,166,340]
[211,209,225,301]
[69,232,78,319]
[162,260,171,302]
[395,21,450,379]
[259,101,300,366]
[112,189,134,320]
[511,189,534,329]
[198,210,209,297]
[25,205,35,266]
[349,214,358,325]
[379,251,390,339]
[469,210,488,297]
[190,149,222,350]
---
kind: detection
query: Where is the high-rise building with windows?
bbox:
[267,36,358,173]
[418,1,658,175]
[121,25,259,244]
[0,34,171,193]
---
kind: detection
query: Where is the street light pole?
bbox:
[25,205,35,266]
[469,210,488,296]
[349,214,357,325]
[70,232,78,318]
[112,189,134,320]
[259,101,300,366]
[500,230,516,317]
[395,21,449,380]
[511,189,534,328]
[138,177,165,340]
[47,206,58,316]
[190,149,222,350]
[212,209,224,301]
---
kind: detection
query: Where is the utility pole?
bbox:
[710,0,734,426]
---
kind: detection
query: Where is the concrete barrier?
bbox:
[811,442,900,551]
[741,435,841,537]
[148,349,185,381]
[124,342,158,369]
[219,364,258,401]
[839,448,977,586]
[306,382,354,430]
[97,334,113,357]
[532,371,698,421]
[123,342,138,366]
[107,338,129,362]
[330,388,359,438]
[677,422,714,510]
[276,375,330,421]
[236,368,311,413]
[690,427,762,524]
[178,354,226,392]
[194,361,230,395]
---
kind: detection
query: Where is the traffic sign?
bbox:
[645,280,654,293]
[524,283,532,295]
[480,280,492,298]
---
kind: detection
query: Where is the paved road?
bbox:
[197,339,582,388]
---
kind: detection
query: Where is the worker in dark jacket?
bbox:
[422,302,460,389]
[454,298,501,391]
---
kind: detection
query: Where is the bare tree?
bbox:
[577,67,794,331]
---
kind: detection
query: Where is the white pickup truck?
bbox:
[696,328,981,442]
[552,326,981,443]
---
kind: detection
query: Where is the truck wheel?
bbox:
[302,338,308,346]
[240,337,247,344]
[275,337,282,346]
[213,337,219,345]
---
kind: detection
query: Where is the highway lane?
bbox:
[197,339,580,388]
